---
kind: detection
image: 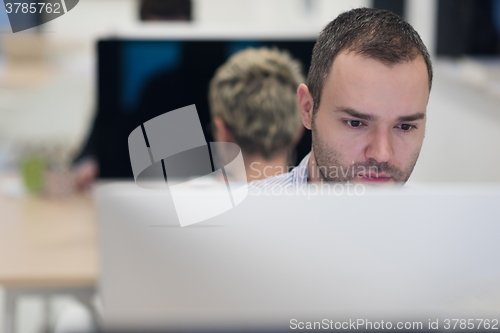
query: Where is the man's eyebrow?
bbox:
[337,108,426,122]
[397,113,426,122]
[336,107,375,121]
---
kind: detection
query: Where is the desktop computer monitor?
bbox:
[96,182,500,331]
[90,38,316,179]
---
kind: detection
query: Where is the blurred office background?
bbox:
[0,0,499,332]
[0,0,499,184]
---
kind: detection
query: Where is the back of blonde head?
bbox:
[209,47,304,159]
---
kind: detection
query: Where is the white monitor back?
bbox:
[95,182,500,331]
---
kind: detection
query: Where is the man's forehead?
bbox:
[323,51,430,117]
[329,51,428,83]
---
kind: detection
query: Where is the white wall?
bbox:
[406,0,438,56]
[44,0,138,36]
[44,0,370,36]
[193,0,369,31]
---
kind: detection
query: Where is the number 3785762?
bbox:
[5,2,61,14]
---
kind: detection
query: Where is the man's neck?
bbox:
[245,152,289,182]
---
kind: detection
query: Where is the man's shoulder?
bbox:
[248,171,295,189]
[247,152,310,191]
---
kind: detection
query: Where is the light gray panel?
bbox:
[144,105,207,163]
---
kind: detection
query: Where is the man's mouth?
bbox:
[356,173,393,183]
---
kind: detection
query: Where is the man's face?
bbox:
[299,51,430,184]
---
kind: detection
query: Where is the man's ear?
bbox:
[297,84,314,130]
[213,116,234,143]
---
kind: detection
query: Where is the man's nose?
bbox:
[365,128,394,163]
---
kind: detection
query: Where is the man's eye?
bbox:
[346,120,363,128]
[397,124,417,132]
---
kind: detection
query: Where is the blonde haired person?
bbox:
[209,47,305,182]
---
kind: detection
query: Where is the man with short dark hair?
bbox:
[255,7,432,187]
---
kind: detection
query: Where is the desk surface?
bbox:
[0,177,97,288]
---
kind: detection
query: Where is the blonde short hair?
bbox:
[209,47,305,159]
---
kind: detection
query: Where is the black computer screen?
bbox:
[93,39,316,178]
